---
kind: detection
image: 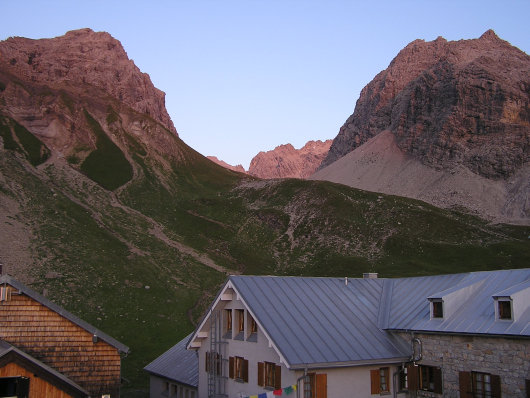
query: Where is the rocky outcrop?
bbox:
[320,30,529,180]
[207,156,246,173]
[0,28,176,135]
[248,139,332,179]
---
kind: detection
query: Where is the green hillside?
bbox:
[0,102,528,397]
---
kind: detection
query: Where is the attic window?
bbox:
[431,300,443,318]
[225,309,233,335]
[498,300,512,320]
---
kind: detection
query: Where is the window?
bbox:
[498,300,512,320]
[225,309,232,333]
[459,371,501,398]
[257,361,281,390]
[418,365,442,394]
[237,309,245,333]
[305,373,327,398]
[370,367,390,394]
[205,351,222,376]
[247,313,258,342]
[473,372,492,398]
[0,377,30,398]
[228,356,248,382]
[398,367,408,392]
[250,316,258,333]
[432,300,443,318]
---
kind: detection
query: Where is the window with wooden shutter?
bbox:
[525,379,530,398]
[205,351,209,373]
[259,362,280,389]
[370,368,390,395]
[418,365,442,393]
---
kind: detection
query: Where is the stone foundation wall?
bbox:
[395,332,529,397]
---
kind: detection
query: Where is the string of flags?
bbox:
[242,384,297,398]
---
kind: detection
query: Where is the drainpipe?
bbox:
[296,368,308,398]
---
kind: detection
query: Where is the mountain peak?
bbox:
[0,29,176,135]
[479,29,500,41]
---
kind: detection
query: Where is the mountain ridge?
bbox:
[314,30,529,224]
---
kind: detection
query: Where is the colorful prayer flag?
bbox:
[284,386,293,395]
[273,389,283,395]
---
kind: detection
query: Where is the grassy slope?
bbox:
[1,108,529,397]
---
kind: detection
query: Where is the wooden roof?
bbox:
[0,274,129,353]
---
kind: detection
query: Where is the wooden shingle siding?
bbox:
[0,287,121,397]
[0,362,75,398]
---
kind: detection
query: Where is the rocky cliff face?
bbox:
[207,156,246,173]
[248,139,332,179]
[320,30,529,180]
[0,28,176,135]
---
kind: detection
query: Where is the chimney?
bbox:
[363,272,378,279]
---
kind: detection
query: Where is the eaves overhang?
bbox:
[289,356,411,370]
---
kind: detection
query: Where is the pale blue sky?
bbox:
[2,1,529,169]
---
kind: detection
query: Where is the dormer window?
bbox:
[497,299,512,320]
[431,300,443,318]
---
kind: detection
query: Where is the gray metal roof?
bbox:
[0,274,129,354]
[190,269,530,369]
[386,269,530,336]
[0,340,89,397]
[229,276,410,368]
[144,333,198,387]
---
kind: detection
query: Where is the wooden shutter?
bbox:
[229,356,234,379]
[370,369,381,394]
[407,364,418,392]
[459,371,472,398]
[258,362,264,387]
[316,374,327,398]
[433,367,443,394]
[275,365,282,390]
[526,379,530,398]
[243,359,249,383]
[491,374,501,398]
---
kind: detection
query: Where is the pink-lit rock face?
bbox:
[0,28,176,135]
[248,139,332,179]
[320,30,530,180]
[207,156,246,174]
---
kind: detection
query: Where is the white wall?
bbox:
[293,365,408,398]
[149,375,197,398]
